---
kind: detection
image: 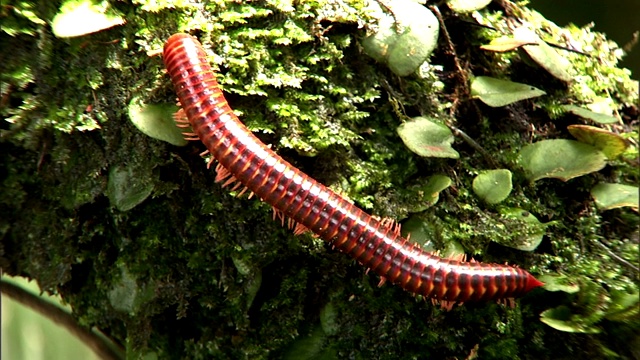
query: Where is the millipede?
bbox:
[162,33,544,304]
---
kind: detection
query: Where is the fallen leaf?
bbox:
[568,124,628,159]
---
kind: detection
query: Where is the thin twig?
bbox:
[458,20,593,57]
[591,240,640,275]
[449,125,501,168]
[430,5,469,90]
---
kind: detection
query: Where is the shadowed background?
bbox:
[530,0,640,80]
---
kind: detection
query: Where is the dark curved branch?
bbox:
[1,279,124,360]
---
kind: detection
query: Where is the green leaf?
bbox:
[472,169,512,204]
[401,216,439,252]
[362,0,439,76]
[514,27,573,82]
[397,117,459,158]
[447,0,492,12]
[568,124,629,159]
[540,306,602,334]
[401,215,464,258]
[107,165,154,211]
[499,207,547,251]
[51,0,125,38]
[361,14,396,63]
[405,174,453,213]
[470,76,546,107]
[561,105,619,124]
[518,139,607,182]
[605,289,640,321]
[422,174,453,206]
[591,183,639,211]
[537,274,580,294]
[128,98,188,146]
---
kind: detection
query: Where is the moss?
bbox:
[1,0,638,359]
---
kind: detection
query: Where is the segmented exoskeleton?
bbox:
[162,33,543,302]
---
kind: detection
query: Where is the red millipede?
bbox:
[162,33,544,303]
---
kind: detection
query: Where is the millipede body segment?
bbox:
[162,33,543,302]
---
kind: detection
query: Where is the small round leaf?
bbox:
[472,169,512,204]
[401,216,439,252]
[363,0,439,76]
[128,97,188,146]
[499,207,547,251]
[397,117,459,159]
[107,165,154,211]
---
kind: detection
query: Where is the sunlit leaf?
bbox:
[480,36,535,52]
[568,124,629,159]
[397,117,459,158]
[472,169,512,204]
[447,0,492,12]
[518,139,607,182]
[591,183,639,211]
[514,27,573,82]
[1,276,104,360]
[51,0,125,38]
[362,0,439,76]
[562,105,619,124]
[537,274,580,294]
[128,98,188,146]
[470,76,546,107]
